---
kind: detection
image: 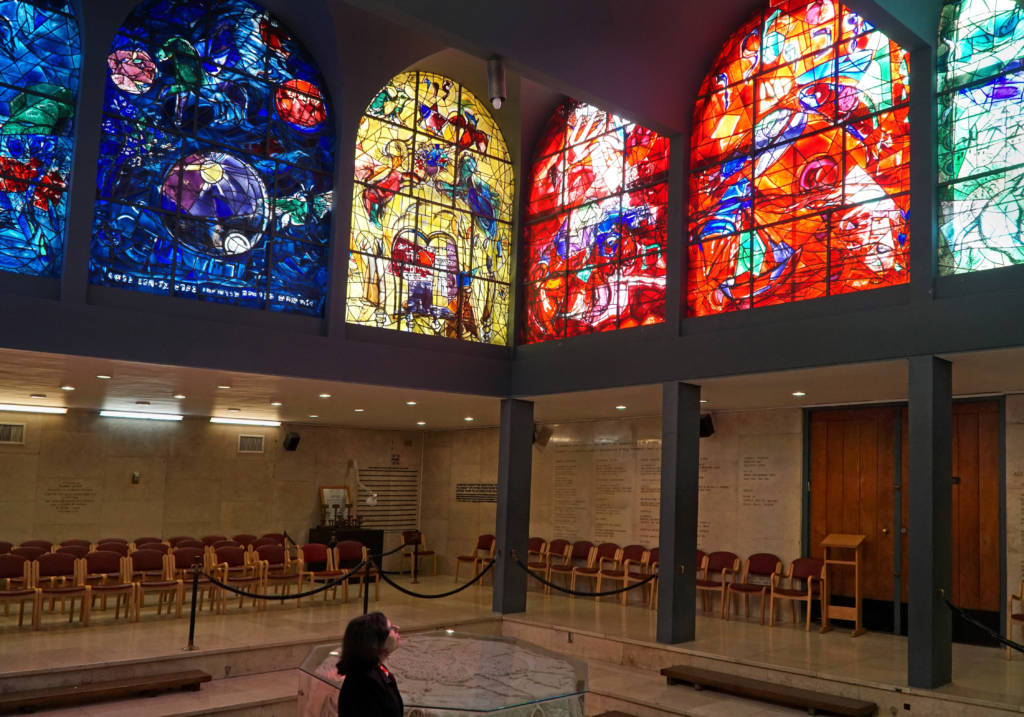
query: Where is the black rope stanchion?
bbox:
[199,561,367,602]
[941,590,1024,655]
[412,541,419,585]
[376,559,495,599]
[362,560,371,615]
[509,551,659,598]
[184,558,201,651]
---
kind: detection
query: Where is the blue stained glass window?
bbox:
[0,1,79,277]
[90,0,335,315]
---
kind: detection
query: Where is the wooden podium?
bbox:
[819,533,867,637]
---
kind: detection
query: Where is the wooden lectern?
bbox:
[819,533,867,637]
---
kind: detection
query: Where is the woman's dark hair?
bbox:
[337,612,390,674]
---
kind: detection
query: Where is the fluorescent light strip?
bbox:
[209,417,282,427]
[0,403,68,415]
[100,410,182,422]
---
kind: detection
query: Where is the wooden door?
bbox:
[809,407,897,601]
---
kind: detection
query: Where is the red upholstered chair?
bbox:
[60,539,91,549]
[35,552,90,628]
[232,534,258,547]
[168,547,215,612]
[598,544,647,605]
[213,539,242,550]
[528,538,568,593]
[96,541,129,556]
[0,553,38,627]
[82,551,135,621]
[335,541,379,601]
[725,553,782,624]
[21,540,53,551]
[133,537,163,548]
[167,536,196,548]
[297,543,347,602]
[212,546,261,611]
[549,541,595,593]
[400,530,437,576]
[137,542,171,554]
[454,534,495,583]
[254,536,282,549]
[696,551,739,617]
[260,533,286,543]
[175,539,204,550]
[56,545,89,559]
[527,537,547,562]
[0,541,12,554]
[572,542,620,597]
[12,546,46,561]
[769,557,824,630]
[645,547,662,609]
[201,535,227,546]
[1009,581,1024,660]
[255,545,304,603]
[128,549,182,619]
[126,549,168,582]
[97,537,128,545]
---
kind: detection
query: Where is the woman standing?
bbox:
[336,612,403,717]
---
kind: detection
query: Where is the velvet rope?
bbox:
[196,561,366,601]
[942,595,1024,654]
[372,558,495,599]
[510,551,658,598]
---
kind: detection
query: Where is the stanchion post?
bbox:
[412,540,419,584]
[184,559,200,651]
[362,559,370,615]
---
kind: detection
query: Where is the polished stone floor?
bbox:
[2,574,1021,716]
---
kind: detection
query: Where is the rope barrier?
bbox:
[510,552,658,598]
[196,561,366,602]
[373,558,495,599]
[942,595,1024,654]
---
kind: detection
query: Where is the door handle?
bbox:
[881,527,889,535]
[900,527,907,535]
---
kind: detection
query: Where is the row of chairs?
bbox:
[0,534,288,561]
[524,538,660,605]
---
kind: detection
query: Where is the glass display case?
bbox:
[298,630,587,716]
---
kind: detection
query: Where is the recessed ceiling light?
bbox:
[464,416,474,422]
[228,407,241,412]
[217,385,231,390]
[96,374,112,380]
[353,408,365,413]
[0,403,68,415]
[700,399,708,404]
[308,414,319,419]
[60,385,75,391]
[209,417,281,427]
[792,391,807,397]
[319,393,331,398]
[135,401,150,406]
[173,394,186,400]
[615,404,627,410]
[406,401,417,406]
[416,420,426,426]
[100,410,182,422]
[29,393,46,399]
[270,401,282,406]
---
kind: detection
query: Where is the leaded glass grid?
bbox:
[938,0,1024,275]
[520,99,668,343]
[90,0,335,315]
[347,71,513,345]
[689,0,910,316]
[0,0,79,277]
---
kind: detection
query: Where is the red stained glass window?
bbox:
[521,100,668,343]
[688,0,910,316]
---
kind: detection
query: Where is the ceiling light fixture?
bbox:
[406,401,417,406]
[464,416,474,422]
[60,385,75,391]
[29,393,46,399]
[615,404,627,410]
[308,414,319,419]
[319,393,331,398]
[270,401,282,406]
[217,384,231,390]
[96,375,112,380]
[700,399,708,404]
[416,420,426,426]
[210,417,282,427]
[173,394,186,400]
[0,403,68,415]
[792,391,807,397]
[227,407,241,412]
[353,408,365,413]
[100,410,182,422]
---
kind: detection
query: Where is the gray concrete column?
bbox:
[493,398,533,614]
[657,381,700,643]
[907,356,953,688]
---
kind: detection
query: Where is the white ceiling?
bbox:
[0,346,1020,431]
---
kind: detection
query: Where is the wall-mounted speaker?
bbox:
[699,414,715,438]
[283,432,301,451]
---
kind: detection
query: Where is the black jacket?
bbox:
[338,663,403,717]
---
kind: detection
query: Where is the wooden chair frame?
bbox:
[696,551,740,618]
[769,558,825,631]
[454,535,495,583]
[598,545,648,606]
[1008,580,1023,660]
[400,530,438,577]
[725,553,782,624]
[572,543,621,599]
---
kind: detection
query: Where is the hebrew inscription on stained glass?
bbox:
[0,0,79,277]
[91,0,335,315]
[938,0,1024,274]
[347,71,514,345]
[689,0,910,316]
[520,99,668,343]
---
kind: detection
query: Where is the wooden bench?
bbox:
[0,670,211,713]
[661,665,876,716]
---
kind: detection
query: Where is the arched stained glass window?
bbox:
[520,100,669,343]
[90,0,335,315]
[689,0,910,316]
[347,71,514,345]
[938,1,1024,274]
[0,1,79,277]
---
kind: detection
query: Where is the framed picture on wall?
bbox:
[320,486,351,523]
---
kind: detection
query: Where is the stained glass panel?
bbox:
[347,71,514,344]
[90,0,334,315]
[689,0,910,316]
[938,0,1024,274]
[0,1,79,277]
[520,99,668,343]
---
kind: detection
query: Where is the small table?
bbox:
[819,533,867,637]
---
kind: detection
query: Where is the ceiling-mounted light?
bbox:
[173,394,186,400]
[60,385,75,391]
[416,421,426,426]
[792,391,807,397]
[100,410,182,422]
[615,404,627,411]
[0,403,68,415]
[464,416,474,422]
[210,417,282,427]
[227,407,241,412]
[487,56,506,110]
[700,399,708,404]
[135,401,150,406]
[405,401,417,406]
[29,393,46,399]
[270,401,282,406]
[353,408,365,413]
[217,384,231,390]
[308,414,319,419]
[96,375,112,380]
[319,393,331,398]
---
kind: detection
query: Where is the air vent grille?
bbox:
[237,434,265,454]
[0,423,26,445]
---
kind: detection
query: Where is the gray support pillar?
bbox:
[907,356,953,688]
[657,381,700,643]
[493,398,534,614]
